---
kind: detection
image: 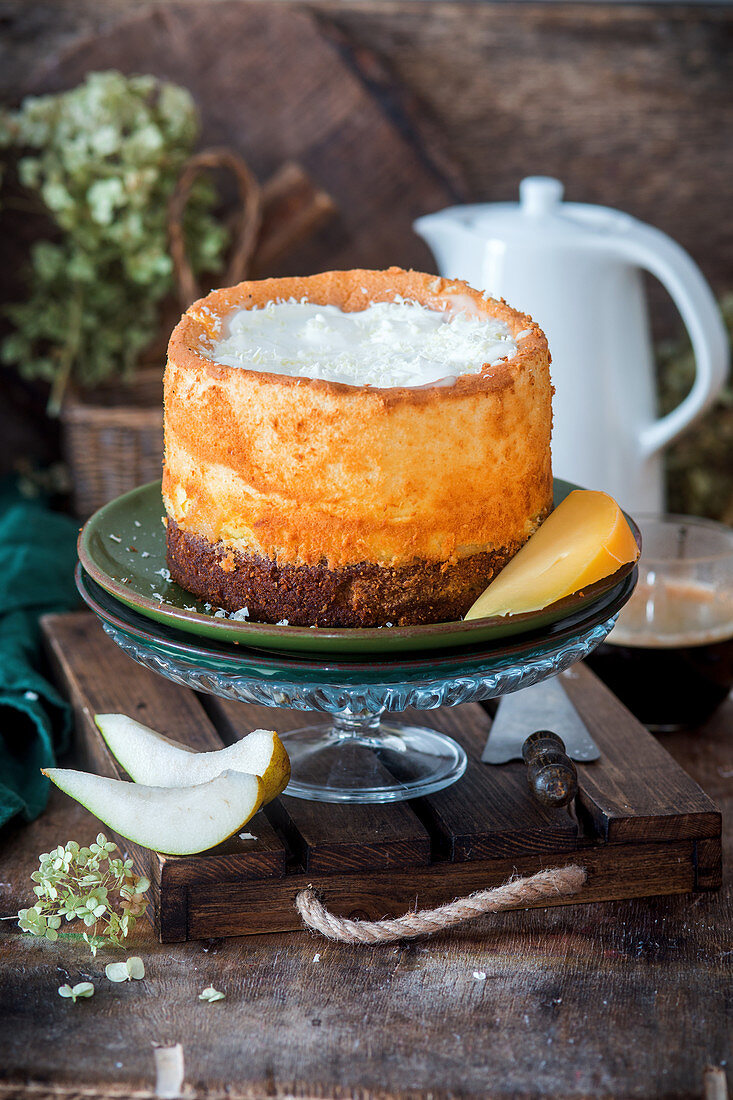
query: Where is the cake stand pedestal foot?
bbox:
[280,711,467,803]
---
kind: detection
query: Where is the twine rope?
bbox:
[295,865,587,945]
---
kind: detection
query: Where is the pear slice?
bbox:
[94,715,290,803]
[43,768,264,855]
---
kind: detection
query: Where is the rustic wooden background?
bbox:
[0,0,731,477]
[1,624,730,1098]
[2,1,731,288]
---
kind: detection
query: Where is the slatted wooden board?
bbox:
[41,612,722,942]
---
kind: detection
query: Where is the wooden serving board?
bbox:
[42,612,722,943]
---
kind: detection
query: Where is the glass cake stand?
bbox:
[77,565,635,803]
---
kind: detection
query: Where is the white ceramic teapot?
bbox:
[415,177,729,512]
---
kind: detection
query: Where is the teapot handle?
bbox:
[600,222,729,457]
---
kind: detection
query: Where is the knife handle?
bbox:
[521,730,578,809]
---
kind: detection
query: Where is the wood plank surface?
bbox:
[318,2,733,302]
[1,610,730,1097]
[186,840,700,938]
[268,794,431,875]
[149,858,187,944]
[39,612,721,948]
[208,698,432,873]
[1,684,730,1100]
[1,2,729,299]
[411,704,580,860]
[559,665,723,843]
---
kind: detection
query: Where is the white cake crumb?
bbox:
[108,534,121,543]
[472,971,487,981]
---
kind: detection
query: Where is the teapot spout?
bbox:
[413,208,485,287]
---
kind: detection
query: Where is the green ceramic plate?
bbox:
[77,479,640,655]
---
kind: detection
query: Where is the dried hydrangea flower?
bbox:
[0,70,228,410]
[17,833,149,956]
[106,956,145,982]
[58,982,95,1002]
[199,986,225,1003]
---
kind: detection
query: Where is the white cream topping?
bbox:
[206,298,518,388]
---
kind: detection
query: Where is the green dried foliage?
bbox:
[58,982,95,1002]
[0,71,228,410]
[199,985,226,1002]
[658,294,733,522]
[17,833,149,957]
[106,955,145,982]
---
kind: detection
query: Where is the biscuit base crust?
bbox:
[166,520,533,628]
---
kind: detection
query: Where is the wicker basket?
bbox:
[60,370,165,517]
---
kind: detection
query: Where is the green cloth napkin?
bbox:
[0,488,79,829]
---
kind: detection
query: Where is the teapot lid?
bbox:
[471,176,635,242]
[518,176,565,215]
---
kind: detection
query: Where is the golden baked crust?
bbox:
[163,267,553,624]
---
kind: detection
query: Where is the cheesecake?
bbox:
[163,268,553,626]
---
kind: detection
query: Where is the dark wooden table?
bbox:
[1,682,730,1099]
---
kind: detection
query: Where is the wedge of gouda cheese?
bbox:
[465,490,639,620]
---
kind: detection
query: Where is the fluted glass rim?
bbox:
[101,614,617,714]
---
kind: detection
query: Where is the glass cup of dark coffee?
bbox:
[587,514,733,732]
